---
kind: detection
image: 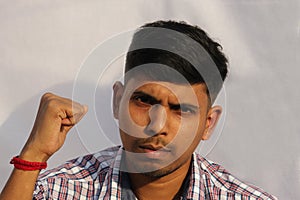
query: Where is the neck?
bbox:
[128,158,191,200]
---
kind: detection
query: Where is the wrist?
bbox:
[10,156,47,171]
[19,146,50,163]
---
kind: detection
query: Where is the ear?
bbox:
[112,81,124,119]
[202,105,222,140]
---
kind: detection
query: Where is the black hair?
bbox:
[125,20,228,103]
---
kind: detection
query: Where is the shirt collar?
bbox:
[110,148,201,200]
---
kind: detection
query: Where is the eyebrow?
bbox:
[169,103,200,111]
[131,91,161,104]
[132,91,200,110]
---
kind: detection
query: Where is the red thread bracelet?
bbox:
[10,156,47,171]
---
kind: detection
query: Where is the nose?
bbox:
[145,104,167,136]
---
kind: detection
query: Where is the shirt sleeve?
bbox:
[32,180,48,200]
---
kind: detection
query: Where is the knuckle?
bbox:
[46,99,57,108]
[41,92,54,101]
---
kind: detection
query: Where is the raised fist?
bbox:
[19,93,88,162]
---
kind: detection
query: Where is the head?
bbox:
[113,20,228,177]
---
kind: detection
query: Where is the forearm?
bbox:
[0,93,87,199]
[0,148,49,200]
[0,168,40,200]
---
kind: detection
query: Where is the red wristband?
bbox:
[10,156,47,171]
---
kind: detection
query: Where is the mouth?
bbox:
[139,144,171,159]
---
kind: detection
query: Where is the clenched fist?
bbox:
[19,93,88,162]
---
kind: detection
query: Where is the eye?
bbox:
[170,104,197,116]
[131,93,157,107]
[133,95,150,104]
[180,105,196,114]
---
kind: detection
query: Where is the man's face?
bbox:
[113,78,220,177]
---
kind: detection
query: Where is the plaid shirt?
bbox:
[33,146,277,199]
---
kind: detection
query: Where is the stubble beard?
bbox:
[142,161,184,178]
[121,151,187,178]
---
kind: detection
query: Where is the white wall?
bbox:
[0,1,299,199]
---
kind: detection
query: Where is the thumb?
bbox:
[61,105,88,130]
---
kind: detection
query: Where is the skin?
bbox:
[0,80,221,200]
[0,93,88,200]
[113,79,222,200]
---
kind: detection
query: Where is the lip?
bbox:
[139,144,170,151]
[139,144,171,159]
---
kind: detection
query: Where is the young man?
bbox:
[0,21,276,199]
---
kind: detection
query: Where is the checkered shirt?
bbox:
[33,146,277,199]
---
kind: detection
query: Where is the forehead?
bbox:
[124,78,208,105]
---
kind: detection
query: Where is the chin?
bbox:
[142,165,179,178]
[141,158,186,178]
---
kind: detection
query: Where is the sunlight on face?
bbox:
[115,79,211,175]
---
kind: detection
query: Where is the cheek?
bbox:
[183,114,206,134]
[129,103,150,126]
[173,115,207,152]
[120,130,135,151]
[118,100,148,139]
